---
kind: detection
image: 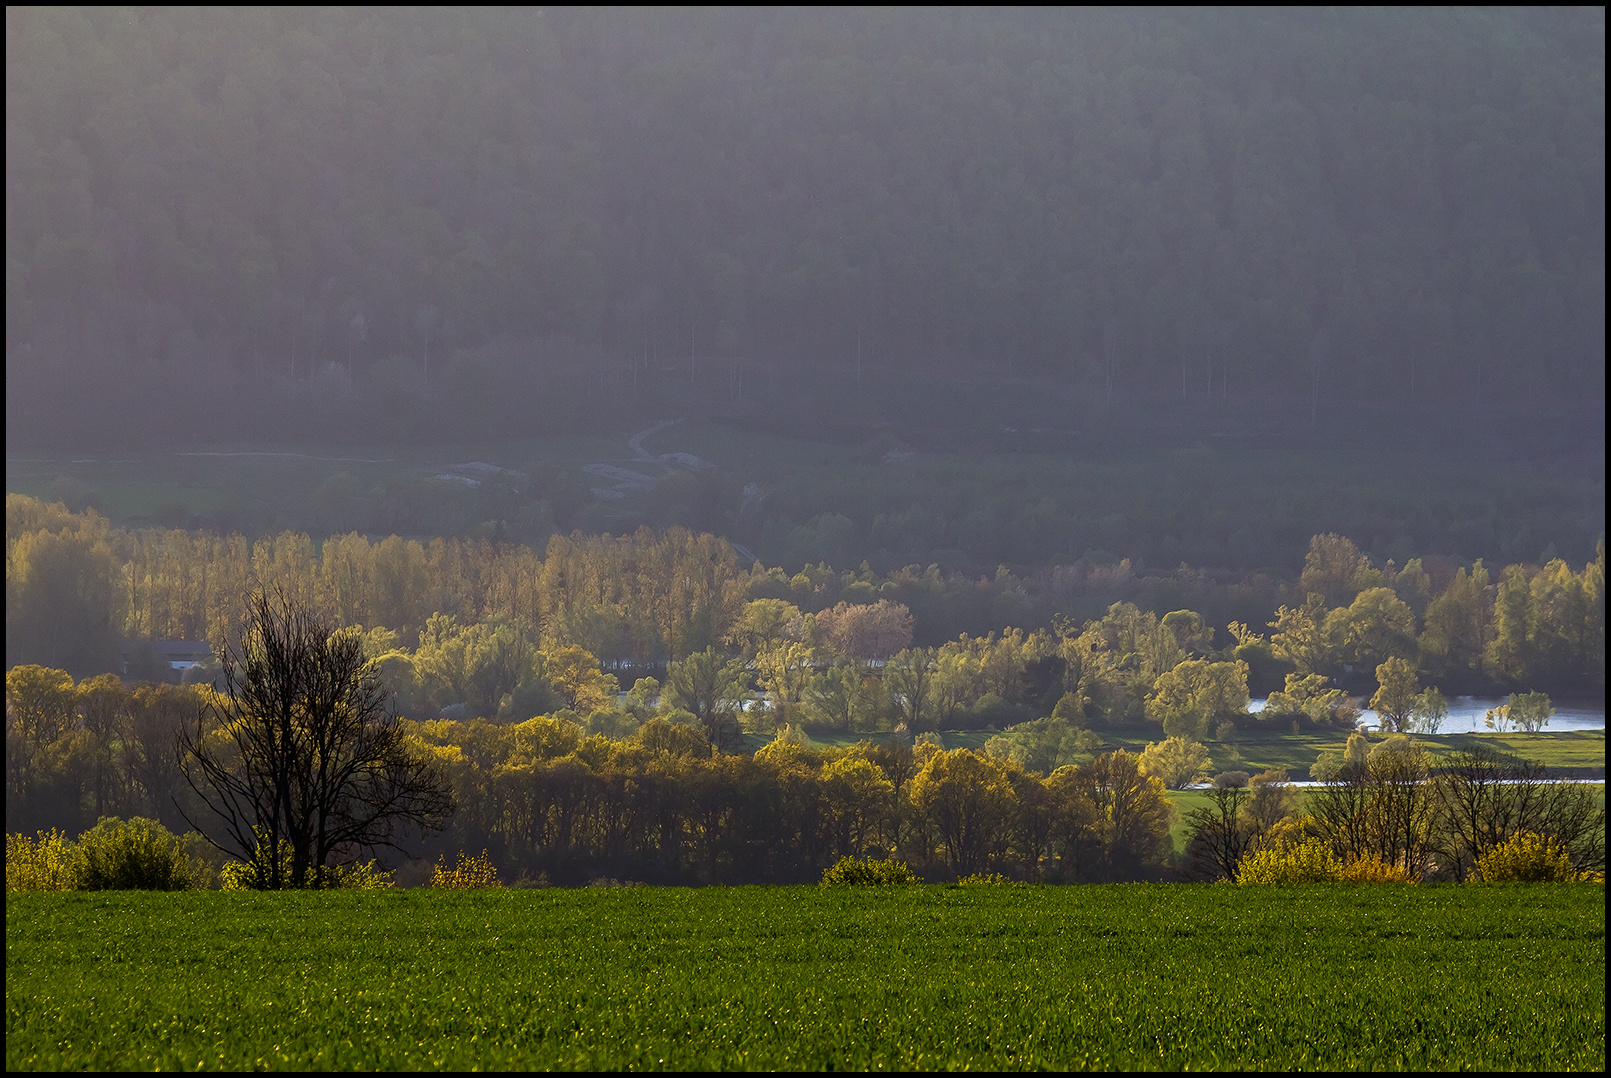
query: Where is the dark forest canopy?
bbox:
[5,7,1605,447]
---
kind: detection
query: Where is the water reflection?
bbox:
[1246,695,1605,733]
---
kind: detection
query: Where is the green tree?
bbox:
[1419,562,1490,682]
[1144,659,1249,739]
[1369,657,1419,734]
[724,598,802,658]
[1268,594,1330,675]
[803,662,877,732]
[754,640,815,730]
[1409,686,1448,734]
[1160,610,1214,657]
[1485,565,1531,684]
[664,646,750,752]
[883,647,937,732]
[1137,735,1212,790]
[1327,587,1418,672]
[414,615,541,717]
[1299,534,1372,606]
[1505,691,1554,733]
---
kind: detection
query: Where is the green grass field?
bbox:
[789,729,1606,781]
[7,885,1603,1070]
[1112,729,1606,782]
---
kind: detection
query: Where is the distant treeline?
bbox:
[7,495,1604,704]
[6,7,1604,446]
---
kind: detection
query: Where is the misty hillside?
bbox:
[5,7,1605,448]
[6,9,1604,444]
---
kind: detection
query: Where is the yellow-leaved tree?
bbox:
[909,748,1018,876]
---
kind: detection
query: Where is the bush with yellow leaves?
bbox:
[1238,836,1417,884]
[820,855,921,886]
[955,871,1024,887]
[219,827,394,890]
[1337,856,1416,883]
[1474,832,1582,882]
[6,828,77,891]
[9,819,207,891]
[1237,838,1343,883]
[432,849,502,888]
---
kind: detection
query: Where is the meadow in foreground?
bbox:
[6,884,1603,1071]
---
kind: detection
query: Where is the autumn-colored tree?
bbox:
[541,644,618,714]
[909,748,1018,875]
[814,600,914,661]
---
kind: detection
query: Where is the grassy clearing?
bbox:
[7,885,1603,1070]
[790,729,1604,789]
[1104,729,1605,781]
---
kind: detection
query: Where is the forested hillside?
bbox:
[6,8,1604,447]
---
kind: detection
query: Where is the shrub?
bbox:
[220,830,294,890]
[1338,856,1415,883]
[6,828,76,892]
[955,872,1023,887]
[1237,839,1343,883]
[433,849,502,888]
[9,820,207,892]
[73,817,201,891]
[330,859,396,889]
[221,828,394,889]
[1240,839,1417,884]
[1475,832,1576,882]
[820,855,921,886]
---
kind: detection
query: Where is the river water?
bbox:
[1247,696,1605,733]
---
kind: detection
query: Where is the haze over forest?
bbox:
[7,8,1604,441]
[4,7,1605,583]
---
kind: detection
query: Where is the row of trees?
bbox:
[9,497,1603,703]
[9,9,1603,448]
[17,650,1596,886]
[7,589,1598,886]
[4,656,1167,884]
[1258,533,1604,692]
[406,717,1177,884]
[1187,736,1605,882]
